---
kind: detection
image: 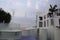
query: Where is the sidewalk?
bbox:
[21,36,36,40]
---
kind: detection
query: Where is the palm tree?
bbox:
[48,4,57,17]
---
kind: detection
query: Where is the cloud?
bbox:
[26,0,31,7]
[15,2,23,6]
[14,11,26,17]
[35,1,40,9]
[12,1,24,8]
[46,0,48,2]
[35,3,39,9]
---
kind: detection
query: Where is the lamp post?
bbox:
[36,12,39,40]
[12,10,15,22]
[11,9,15,23]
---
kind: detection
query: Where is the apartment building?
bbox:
[36,9,60,40]
[36,9,60,28]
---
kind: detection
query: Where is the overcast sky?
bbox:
[0,0,60,27]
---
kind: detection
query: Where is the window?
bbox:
[47,14,49,18]
[59,19,60,25]
[47,20,49,26]
[47,13,53,18]
[57,13,60,16]
[39,22,43,27]
[39,17,43,20]
[56,9,60,16]
[51,19,54,26]
[44,15,46,19]
[44,21,46,27]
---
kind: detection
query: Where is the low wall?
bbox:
[39,27,55,40]
[54,28,60,40]
[39,28,47,40]
[22,28,37,39]
[0,27,59,40]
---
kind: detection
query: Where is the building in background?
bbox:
[36,9,60,28]
[36,9,60,40]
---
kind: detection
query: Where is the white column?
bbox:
[39,28,47,40]
[54,28,60,40]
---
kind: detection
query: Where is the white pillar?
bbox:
[39,28,47,40]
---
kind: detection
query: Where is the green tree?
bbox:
[4,13,11,23]
[0,8,11,24]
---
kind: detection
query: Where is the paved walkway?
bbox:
[21,36,36,40]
